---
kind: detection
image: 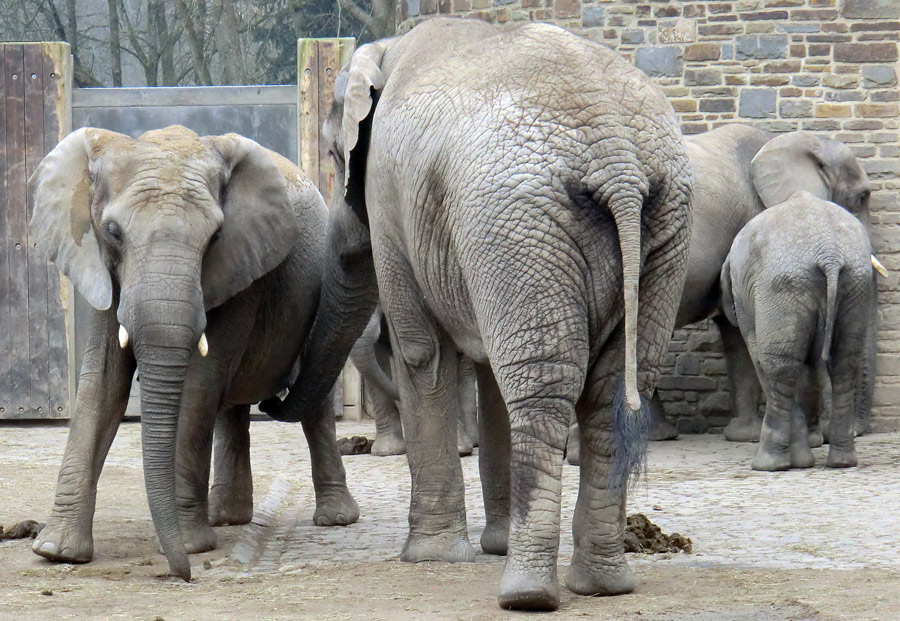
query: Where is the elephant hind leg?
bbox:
[566,329,635,598]
[209,404,254,526]
[753,356,806,472]
[475,363,510,556]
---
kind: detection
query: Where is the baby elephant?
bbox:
[721,192,879,471]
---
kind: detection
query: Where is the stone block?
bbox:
[872,90,900,102]
[634,46,683,77]
[686,330,724,353]
[834,43,899,64]
[684,68,722,85]
[808,44,830,57]
[420,0,438,13]
[621,28,645,45]
[676,355,701,375]
[671,98,698,112]
[494,0,516,4]
[823,73,859,88]
[676,415,710,434]
[855,103,900,118]
[735,34,789,60]
[699,23,743,36]
[776,23,820,33]
[825,90,866,102]
[656,375,718,391]
[739,88,777,118]
[815,103,851,117]
[554,0,579,18]
[699,98,736,112]
[792,75,821,87]
[862,65,898,88]
[752,75,791,86]
[684,4,705,18]
[699,392,732,414]
[655,5,680,17]
[407,0,421,16]
[842,0,900,19]
[744,9,789,19]
[582,5,605,27]
[780,99,813,117]
[659,18,697,43]
[684,43,721,61]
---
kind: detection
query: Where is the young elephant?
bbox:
[264,18,693,610]
[29,126,358,581]
[720,192,879,471]
[349,307,479,456]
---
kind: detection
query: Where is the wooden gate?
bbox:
[0,42,73,420]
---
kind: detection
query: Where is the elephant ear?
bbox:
[28,128,128,311]
[751,131,831,208]
[201,134,301,310]
[339,41,387,199]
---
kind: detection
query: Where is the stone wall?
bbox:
[397,0,900,433]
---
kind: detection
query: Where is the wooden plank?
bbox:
[297,38,319,178]
[24,44,50,417]
[0,45,9,417]
[3,45,31,418]
[42,43,72,418]
[316,40,336,200]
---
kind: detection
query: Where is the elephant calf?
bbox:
[28,126,359,580]
[349,307,479,456]
[721,192,879,471]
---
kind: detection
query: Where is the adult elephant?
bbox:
[568,124,874,455]
[28,126,359,581]
[349,307,479,456]
[263,18,693,610]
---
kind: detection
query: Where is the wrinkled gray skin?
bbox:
[28,126,358,581]
[350,307,479,456]
[567,124,874,461]
[264,19,692,610]
[721,193,877,471]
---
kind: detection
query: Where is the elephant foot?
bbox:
[648,401,678,441]
[176,522,217,555]
[853,419,868,437]
[565,556,635,597]
[751,447,790,472]
[457,429,474,457]
[208,484,254,526]
[400,531,476,563]
[498,566,560,611]
[723,416,762,443]
[789,442,815,469]
[312,485,360,526]
[807,429,824,449]
[565,425,580,466]
[826,446,857,468]
[32,521,93,564]
[480,519,509,556]
[370,434,407,456]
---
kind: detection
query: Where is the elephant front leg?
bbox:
[475,364,510,556]
[301,397,359,526]
[34,310,135,564]
[717,318,763,442]
[208,405,254,526]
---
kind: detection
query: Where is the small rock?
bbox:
[41,590,53,596]
[0,520,45,540]
[203,560,212,570]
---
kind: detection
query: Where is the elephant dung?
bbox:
[624,513,693,554]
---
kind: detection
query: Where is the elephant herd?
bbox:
[20,17,882,612]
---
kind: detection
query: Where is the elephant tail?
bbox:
[608,188,644,413]
[821,263,841,362]
[349,312,400,403]
[607,186,649,489]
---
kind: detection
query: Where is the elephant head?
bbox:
[260,46,387,422]
[29,126,300,580]
[751,131,871,221]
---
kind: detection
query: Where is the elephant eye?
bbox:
[104,220,123,244]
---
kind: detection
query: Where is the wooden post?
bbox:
[297,37,365,421]
[0,42,73,419]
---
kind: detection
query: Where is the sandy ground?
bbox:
[1,418,898,620]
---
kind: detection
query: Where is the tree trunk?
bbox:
[108,0,122,86]
[172,0,212,85]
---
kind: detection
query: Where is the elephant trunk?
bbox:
[262,203,379,422]
[123,260,205,582]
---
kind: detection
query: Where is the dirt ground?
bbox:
[1,419,898,620]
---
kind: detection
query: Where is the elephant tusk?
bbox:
[871,255,888,278]
[118,325,129,349]
[198,332,209,357]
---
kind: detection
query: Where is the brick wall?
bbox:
[397,0,900,433]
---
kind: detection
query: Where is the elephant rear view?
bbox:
[268,18,693,610]
[721,192,878,471]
